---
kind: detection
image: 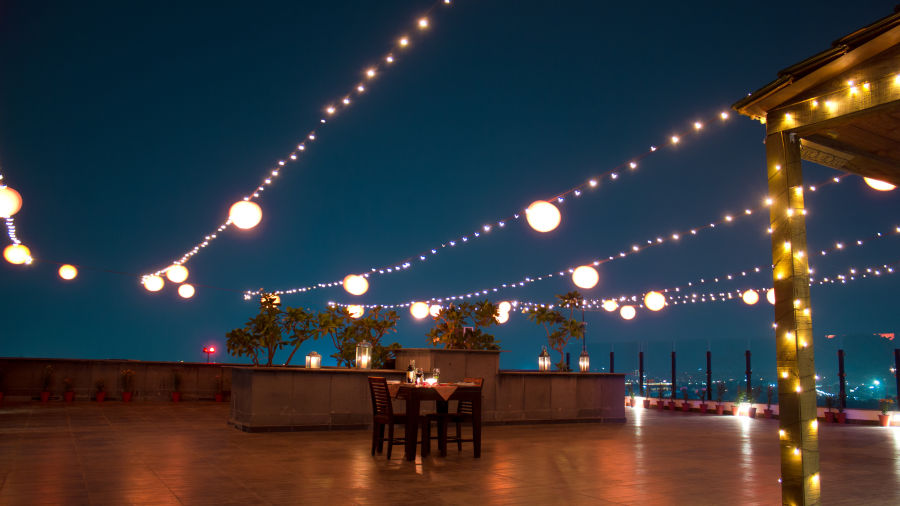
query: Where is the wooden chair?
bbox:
[436,377,483,456]
[367,376,428,459]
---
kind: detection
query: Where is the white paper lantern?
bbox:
[644,291,666,311]
[429,304,442,317]
[343,274,369,295]
[620,305,636,320]
[229,201,263,229]
[58,264,78,280]
[0,186,22,218]
[142,275,165,292]
[348,305,365,318]
[3,244,31,265]
[601,300,619,312]
[178,283,195,298]
[166,265,189,283]
[572,265,599,289]
[742,289,759,305]
[767,288,775,305]
[864,177,896,191]
[495,311,509,324]
[525,200,561,233]
[498,301,512,314]
[410,302,429,319]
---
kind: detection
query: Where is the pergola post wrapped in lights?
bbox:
[733,9,900,505]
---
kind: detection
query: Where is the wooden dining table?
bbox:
[389,382,482,461]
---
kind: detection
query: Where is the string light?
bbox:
[58,264,78,280]
[142,0,456,280]
[0,184,22,218]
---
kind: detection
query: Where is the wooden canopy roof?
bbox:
[733,6,900,185]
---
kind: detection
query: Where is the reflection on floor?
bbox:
[0,402,897,505]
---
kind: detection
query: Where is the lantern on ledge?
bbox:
[306,351,321,369]
[538,346,551,372]
[355,340,372,369]
[579,349,590,372]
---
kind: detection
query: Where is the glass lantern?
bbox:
[579,349,590,372]
[538,346,551,372]
[305,351,321,369]
[355,340,373,369]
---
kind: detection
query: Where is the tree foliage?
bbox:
[524,291,585,371]
[426,300,501,350]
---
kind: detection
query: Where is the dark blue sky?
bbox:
[1,1,898,380]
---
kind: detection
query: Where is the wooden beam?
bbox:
[800,135,900,185]
[766,131,821,506]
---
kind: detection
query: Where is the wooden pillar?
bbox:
[766,130,820,505]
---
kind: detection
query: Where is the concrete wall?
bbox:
[0,357,231,401]
[495,372,625,423]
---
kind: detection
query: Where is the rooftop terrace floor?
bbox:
[0,401,897,505]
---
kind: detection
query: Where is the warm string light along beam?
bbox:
[142,0,455,283]
[246,108,739,300]
[1,170,33,265]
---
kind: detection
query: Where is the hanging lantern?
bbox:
[538,346,551,372]
[166,265,189,283]
[347,305,365,318]
[742,289,759,305]
[429,304,442,317]
[306,351,321,369]
[525,200,561,233]
[343,274,369,295]
[3,244,32,265]
[58,264,78,280]
[572,265,599,289]
[767,288,775,305]
[496,311,509,324]
[579,349,590,372]
[178,283,195,298]
[644,291,666,311]
[0,186,23,218]
[142,275,165,292]
[410,302,429,319]
[355,340,373,369]
[498,301,512,314]
[229,201,263,229]
[864,177,896,191]
[601,299,619,312]
[620,305,636,320]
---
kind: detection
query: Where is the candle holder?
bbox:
[538,346,551,372]
[306,351,321,369]
[355,341,372,369]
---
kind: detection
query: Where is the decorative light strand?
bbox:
[144,0,454,279]
[248,108,740,299]
[0,172,22,246]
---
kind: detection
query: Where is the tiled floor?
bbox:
[0,401,897,505]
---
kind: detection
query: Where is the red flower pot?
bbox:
[122,391,133,403]
[667,401,676,411]
[172,392,182,403]
[681,402,691,412]
[731,405,740,416]
[642,399,650,409]
[699,403,708,414]
[64,391,75,403]
[878,414,891,427]
[764,409,773,419]
[837,412,846,424]
[215,393,224,403]
[40,391,50,403]
[96,391,106,403]
[716,404,724,415]
[824,412,834,423]
[657,400,665,410]
[748,407,757,418]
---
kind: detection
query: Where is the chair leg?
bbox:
[386,422,395,460]
[377,423,385,454]
[456,422,463,451]
[371,423,379,456]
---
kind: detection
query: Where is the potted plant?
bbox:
[524,292,585,371]
[824,395,835,423]
[667,391,677,411]
[95,379,106,402]
[172,371,182,402]
[747,386,760,418]
[716,383,726,415]
[698,388,708,414]
[63,377,75,402]
[680,387,691,412]
[731,388,744,415]
[878,397,894,427]
[121,369,135,402]
[656,388,666,410]
[764,385,775,418]
[642,389,651,409]
[214,374,225,402]
[40,365,54,402]
[836,392,847,423]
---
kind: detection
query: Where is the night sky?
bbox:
[1,1,898,387]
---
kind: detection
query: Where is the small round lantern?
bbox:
[429,304,442,317]
[58,264,78,280]
[498,301,512,314]
[343,274,369,295]
[579,349,590,372]
[0,185,22,218]
[410,302,429,319]
[766,288,776,305]
[742,289,759,305]
[538,346,551,372]
[347,305,364,318]
[525,200,561,233]
[306,351,321,369]
[644,291,666,311]
[495,311,509,324]
[229,200,263,229]
[142,275,165,292]
[178,283,195,298]
[355,340,373,369]
[166,265,189,283]
[620,305,636,320]
[601,299,618,312]
[572,265,599,289]
[3,244,32,265]
[864,177,896,191]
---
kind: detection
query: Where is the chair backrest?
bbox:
[368,376,393,418]
[458,377,483,415]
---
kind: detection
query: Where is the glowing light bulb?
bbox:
[399,37,409,47]
[693,121,702,130]
[343,274,369,295]
[767,288,775,305]
[742,289,759,305]
[779,429,786,438]
[643,291,665,311]
[0,186,23,218]
[572,265,599,289]
[495,311,509,324]
[58,264,78,280]
[864,177,896,191]
[498,301,512,314]
[229,201,263,229]
[418,17,429,28]
[3,244,31,265]
[720,111,729,120]
[348,305,365,318]
[178,283,195,299]
[166,265,189,283]
[602,300,618,312]
[525,200,561,233]
[671,135,680,144]
[366,68,376,78]
[429,304,441,318]
[620,305,636,320]
[143,275,164,292]
[410,301,429,319]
